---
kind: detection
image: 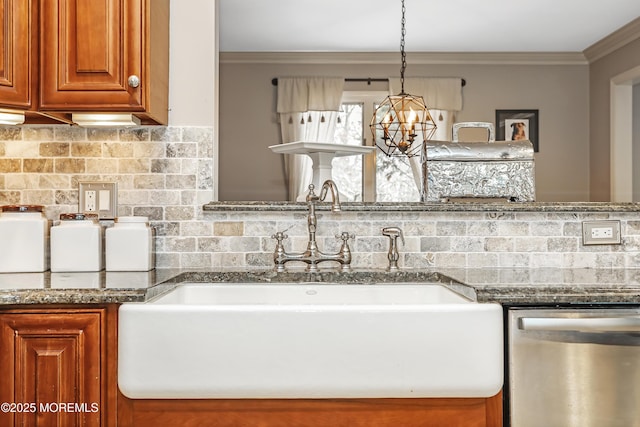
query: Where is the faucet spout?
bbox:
[319,180,341,212]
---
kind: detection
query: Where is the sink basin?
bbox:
[150,282,473,305]
[118,283,503,399]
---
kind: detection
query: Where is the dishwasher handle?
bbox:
[519,316,640,333]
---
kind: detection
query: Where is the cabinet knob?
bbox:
[127,75,141,88]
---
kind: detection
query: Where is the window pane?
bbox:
[334,97,440,203]
[332,103,363,201]
[376,155,420,202]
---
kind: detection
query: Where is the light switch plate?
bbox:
[582,220,621,245]
[79,182,117,219]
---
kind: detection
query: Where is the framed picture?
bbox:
[495,109,539,152]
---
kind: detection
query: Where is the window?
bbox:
[333,91,451,202]
[332,102,364,201]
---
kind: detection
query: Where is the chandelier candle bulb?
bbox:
[0,205,49,273]
[106,216,155,271]
[50,213,103,272]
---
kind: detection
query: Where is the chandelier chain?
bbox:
[400,0,406,94]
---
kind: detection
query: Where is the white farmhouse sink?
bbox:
[118,283,503,399]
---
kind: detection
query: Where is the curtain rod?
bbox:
[271,77,466,87]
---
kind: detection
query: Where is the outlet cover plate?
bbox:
[582,220,621,245]
[79,182,117,219]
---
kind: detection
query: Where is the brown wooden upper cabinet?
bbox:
[0,0,35,111]
[0,0,169,125]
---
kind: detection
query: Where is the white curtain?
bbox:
[277,77,344,201]
[388,77,464,191]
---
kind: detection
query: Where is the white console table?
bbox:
[269,141,375,201]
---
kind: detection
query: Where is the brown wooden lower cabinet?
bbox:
[117,391,503,427]
[0,306,118,427]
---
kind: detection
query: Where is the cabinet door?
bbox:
[0,310,102,427]
[38,0,144,112]
[0,0,35,109]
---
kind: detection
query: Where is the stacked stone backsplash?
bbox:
[0,125,214,269]
[2,125,640,270]
[203,210,640,270]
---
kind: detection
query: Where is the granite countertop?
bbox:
[0,269,181,305]
[438,268,640,304]
[2,268,640,306]
[203,201,640,213]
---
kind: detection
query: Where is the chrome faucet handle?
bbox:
[272,231,289,273]
[336,232,354,256]
[335,232,354,272]
[336,231,354,242]
[271,231,288,242]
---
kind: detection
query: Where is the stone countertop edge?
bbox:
[203,201,640,213]
[0,269,467,306]
[2,268,640,305]
[473,285,640,305]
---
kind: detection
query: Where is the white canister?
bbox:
[106,216,155,271]
[50,213,103,272]
[0,205,49,273]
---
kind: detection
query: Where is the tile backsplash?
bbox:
[1,125,639,271]
[202,210,640,270]
[0,125,214,269]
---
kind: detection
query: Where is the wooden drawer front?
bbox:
[118,392,504,427]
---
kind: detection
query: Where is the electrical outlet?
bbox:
[590,226,613,239]
[582,220,621,245]
[79,182,117,219]
[85,190,97,211]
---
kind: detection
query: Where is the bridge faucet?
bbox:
[272,180,353,272]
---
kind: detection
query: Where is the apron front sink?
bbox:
[118,283,503,399]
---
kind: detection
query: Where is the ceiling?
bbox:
[219,0,640,53]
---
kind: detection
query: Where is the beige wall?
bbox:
[168,0,217,127]
[588,35,640,201]
[635,83,640,201]
[219,54,590,202]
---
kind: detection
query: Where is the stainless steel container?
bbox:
[422,122,535,202]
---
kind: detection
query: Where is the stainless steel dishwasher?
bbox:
[508,307,640,427]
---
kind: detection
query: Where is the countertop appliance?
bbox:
[508,306,640,427]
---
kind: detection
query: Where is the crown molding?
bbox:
[584,17,640,63]
[220,51,588,66]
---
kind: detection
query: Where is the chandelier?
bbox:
[370,0,437,157]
